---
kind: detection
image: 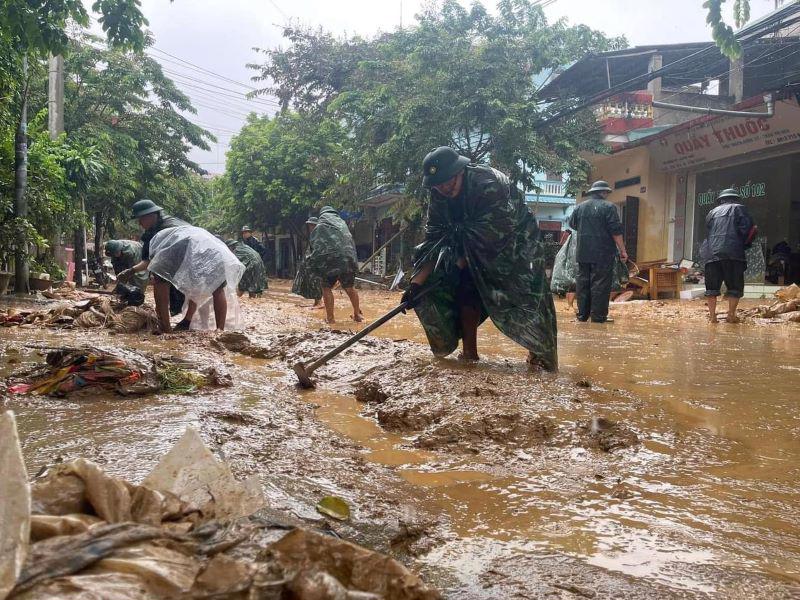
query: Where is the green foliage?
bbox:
[704,0,751,58]
[0,31,213,273]
[61,35,214,236]
[0,0,148,54]
[222,112,345,236]
[248,0,625,222]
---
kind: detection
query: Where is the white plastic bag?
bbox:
[148,226,245,330]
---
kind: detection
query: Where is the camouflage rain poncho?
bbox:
[306,207,358,283]
[413,165,558,371]
[292,259,322,301]
[106,240,149,291]
[550,232,629,295]
[229,241,268,294]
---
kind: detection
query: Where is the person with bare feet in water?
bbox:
[305,207,362,324]
[700,188,756,324]
[403,147,557,371]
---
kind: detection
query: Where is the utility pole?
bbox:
[13,55,29,295]
[49,53,86,286]
[48,55,64,137]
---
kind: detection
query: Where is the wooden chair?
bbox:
[649,267,680,299]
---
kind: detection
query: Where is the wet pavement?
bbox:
[2,283,799,598]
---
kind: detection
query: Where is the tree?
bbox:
[249,0,626,222]
[704,0,750,58]
[0,0,148,54]
[223,112,345,261]
[62,35,214,247]
[1,0,150,292]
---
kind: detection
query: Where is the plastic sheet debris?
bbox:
[143,428,265,522]
[0,417,440,600]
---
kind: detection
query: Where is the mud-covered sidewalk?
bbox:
[2,283,799,598]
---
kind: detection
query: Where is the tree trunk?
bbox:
[94,211,103,257]
[13,55,29,294]
[74,227,85,287]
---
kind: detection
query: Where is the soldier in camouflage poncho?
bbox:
[291,217,323,308]
[105,240,149,291]
[226,240,268,297]
[403,147,558,371]
[306,206,362,323]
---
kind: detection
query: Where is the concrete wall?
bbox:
[590,146,671,262]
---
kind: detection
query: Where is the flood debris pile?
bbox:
[1,415,441,600]
[0,295,158,333]
[4,346,229,397]
[741,283,800,323]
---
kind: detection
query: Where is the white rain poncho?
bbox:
[148,226,245,330]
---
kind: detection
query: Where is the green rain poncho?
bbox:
[105,240,148,290]
[292,259,322,301]
[227,241,268,294]
[306,207,358,283]
[413,165,558,371]
[550,231,629,295]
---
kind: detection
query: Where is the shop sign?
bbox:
[696,181,767,206]
[650,99,800,172]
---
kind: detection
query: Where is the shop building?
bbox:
[539,3,800,293]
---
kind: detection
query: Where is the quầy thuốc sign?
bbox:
[650,99,800,172]
[696,181,766,206]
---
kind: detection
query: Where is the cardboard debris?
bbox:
[0,413,30,600]
[0,417,440,599]
[741,285,800,322]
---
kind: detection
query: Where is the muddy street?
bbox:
[2,284,799,599]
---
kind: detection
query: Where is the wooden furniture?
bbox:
[649,267,680,299]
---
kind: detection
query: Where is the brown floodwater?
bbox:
[3,287,799,596]
[305,289,800,593]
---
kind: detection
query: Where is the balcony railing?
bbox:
[533,180,566,196]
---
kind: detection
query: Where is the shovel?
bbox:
[293,283,436,388]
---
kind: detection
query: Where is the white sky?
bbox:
[117,0,782,173]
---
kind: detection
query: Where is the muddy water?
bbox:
[3,288,800,597]
[302,288,800,593]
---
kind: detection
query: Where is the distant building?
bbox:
[525,176,575,238]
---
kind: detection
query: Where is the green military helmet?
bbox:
[422,146,469,188]
[241,225,252,232]
[225,239,238,248]
[104,240,124,256]
[319,206,338,217]
[131,199,163,219]
[587,180,613,194]
[717,188,741,201]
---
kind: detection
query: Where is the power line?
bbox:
[548,24,800,145]
[161,68,280,109]
[148,46,268,94]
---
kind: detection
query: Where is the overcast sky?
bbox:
[120,0,781,173]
